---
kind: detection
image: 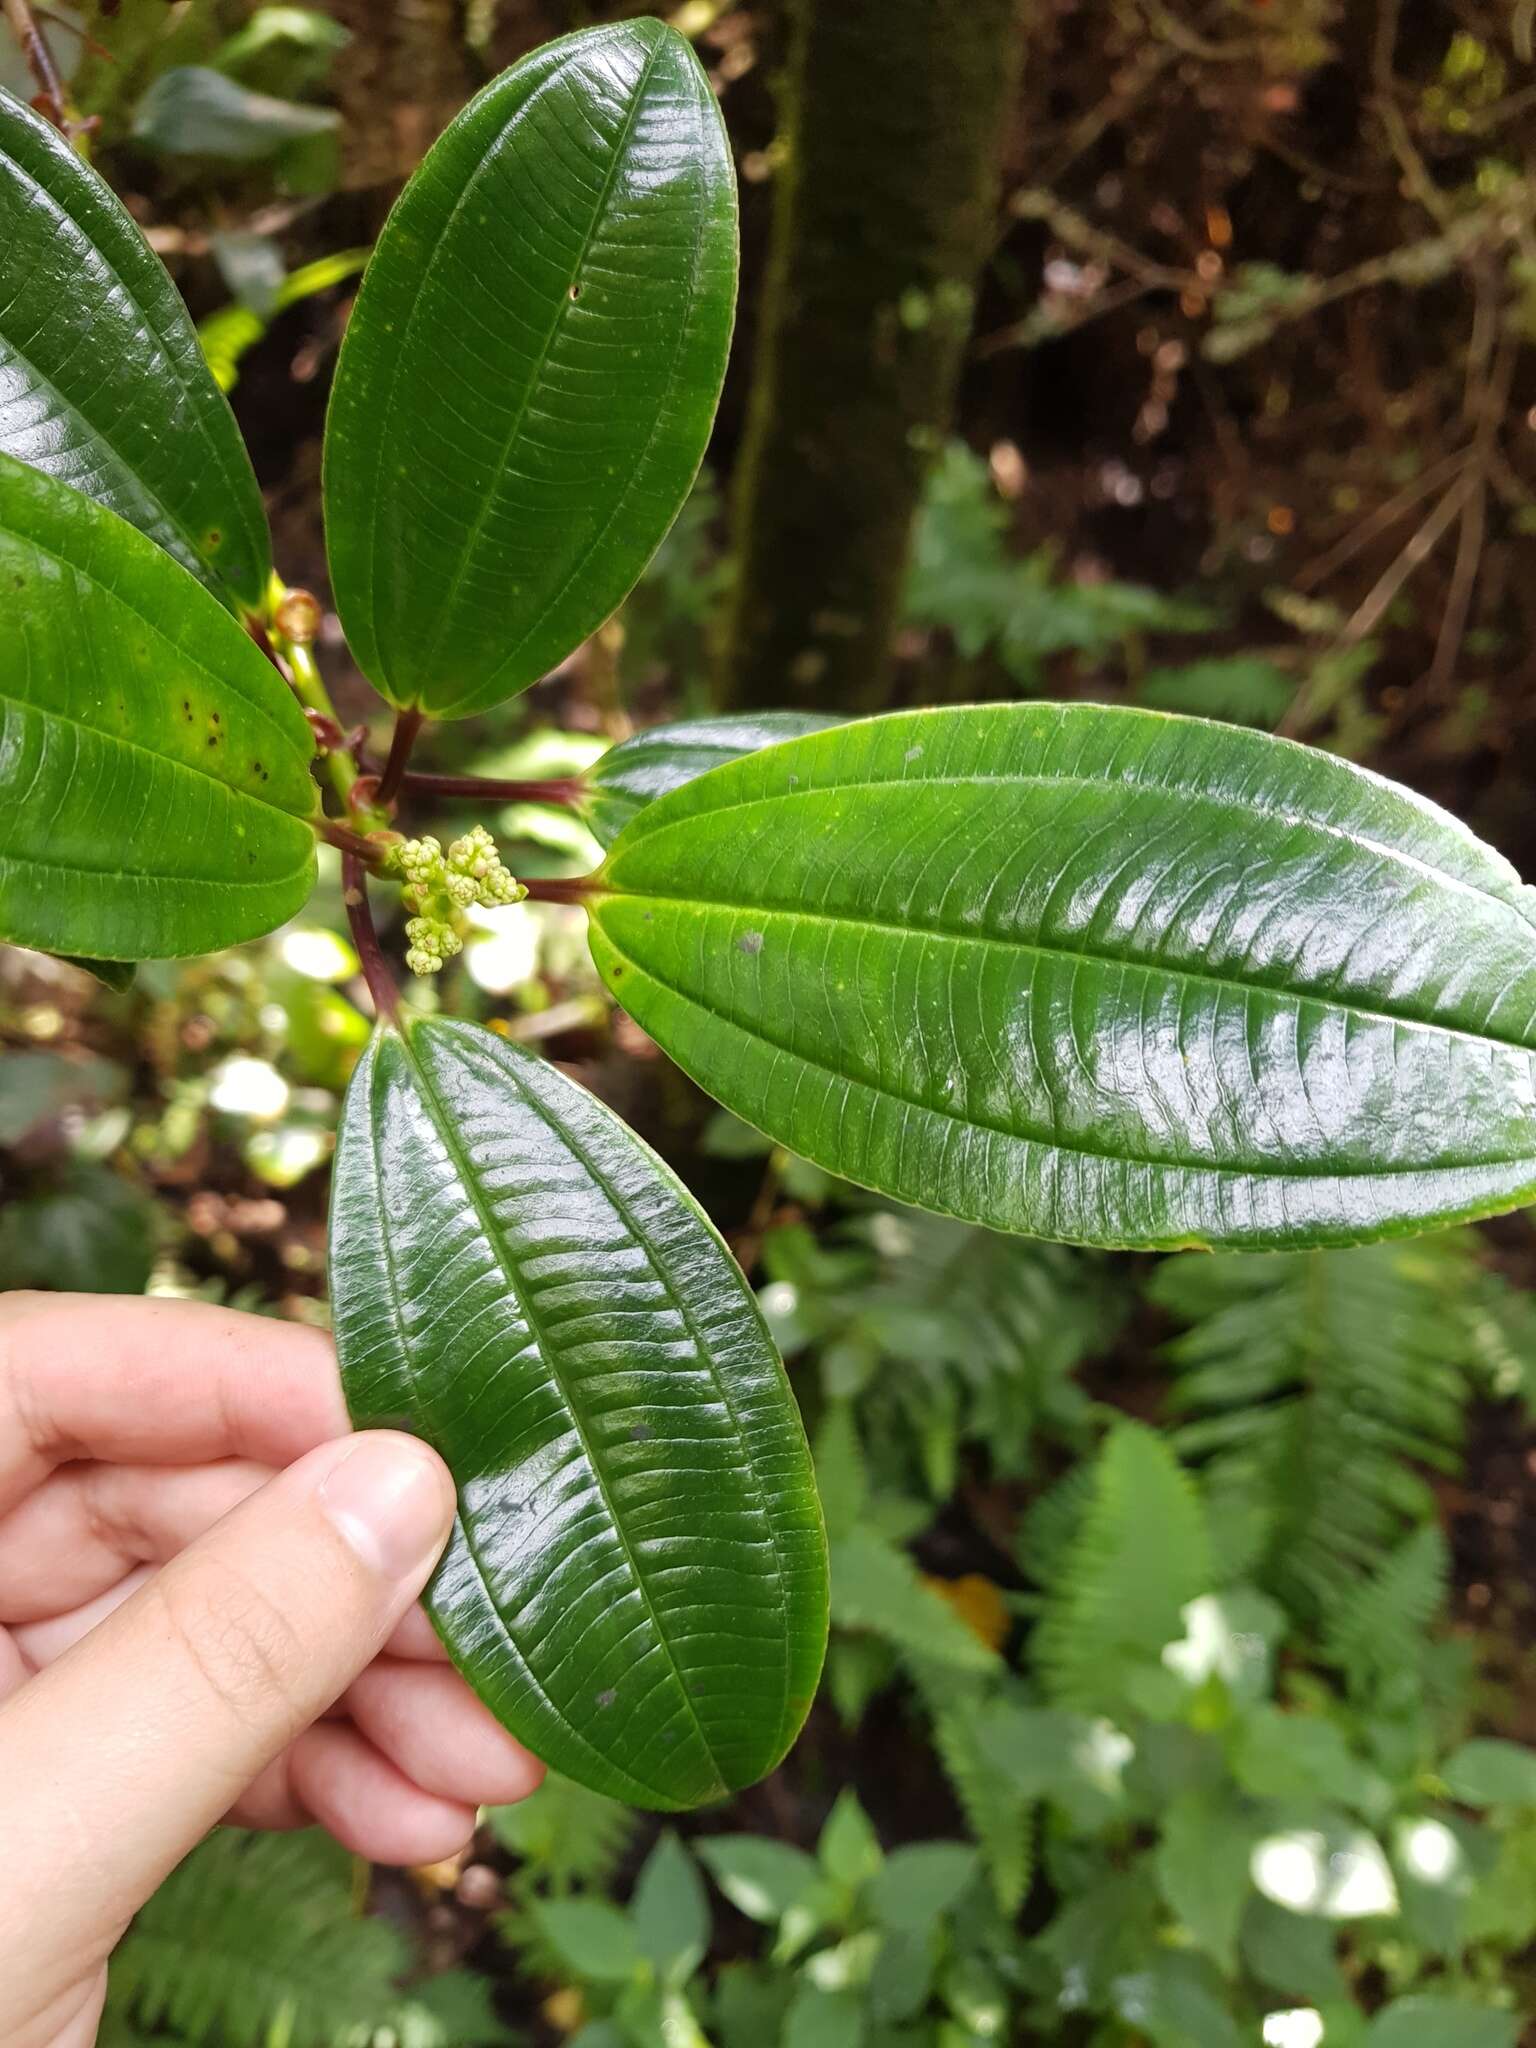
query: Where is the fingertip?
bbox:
[290,1722,477,1866]
[312,1431,456,1585]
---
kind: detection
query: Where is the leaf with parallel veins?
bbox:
[323,20,737,719]
[0,453,316,963]
[586,712,846,849]
[330,1016,828,1809]
[587,702,1536,1251]
[0,87,271,606]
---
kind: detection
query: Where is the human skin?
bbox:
[0,1291,545,2048]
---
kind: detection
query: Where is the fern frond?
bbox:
[1015,1463,1097,1588]
[1322,1522,1449,1700]
[488,1771,639,1896]
[1153,1235,1480,1624]
[106,1830,408,2048]
[933,1698,1035,1914]
[803,1204,1116,1491]
[830,1525,1001,1673]
[1032,1422,1211,1719]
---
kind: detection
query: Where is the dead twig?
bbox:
[2,0,67,128]
[1278,466,1479,738]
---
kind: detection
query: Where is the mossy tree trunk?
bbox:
[718,0,1021,710]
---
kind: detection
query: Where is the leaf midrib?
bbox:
[591,922,1536,1185]
[607,769,1532,935]
[0,137,263,597]
[0,514,314,785]
[358,1037,668,1806]
[597,886,1536,1056]
[364,28,662,699]
[452,1025,797,1768]
[0,688,312,834]
[400,1025,729,1802]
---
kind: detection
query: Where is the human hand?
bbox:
[0,1292,543,2048]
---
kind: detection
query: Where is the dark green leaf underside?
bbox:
[588,702,1536,1252]
[62,955,136,991]
[0,452,316,962]
[586,712,846,849]
[323,19,737,719]
[0,87,271,605]
[330,1017,827,1809]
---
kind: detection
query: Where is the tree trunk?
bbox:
[718,0,1021,710]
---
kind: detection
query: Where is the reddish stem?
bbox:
[377,708,425,809]
[3,0,67,127]
[341,852,401,1027]
[400,770,588,807]
[521,874,600,905]
[316,816,389,865]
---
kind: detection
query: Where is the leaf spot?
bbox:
[904,744,923,763]
[596,1688,617,1709]
[738,931,764,956]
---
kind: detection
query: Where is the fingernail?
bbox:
[317,1433,453,1580]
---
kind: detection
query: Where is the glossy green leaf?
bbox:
[588,702,1536,1252]
[0,87,271,606]
[0,453,317,962]
[329,1016,828,1809]
[323,20,737,719]
[586,713,846,850]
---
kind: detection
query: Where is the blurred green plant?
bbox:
[101,1828,513,2047]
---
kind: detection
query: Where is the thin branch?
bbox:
[2,0,67,127]
[316,816,389,866]
[341,853,401,1028]
[400,770,589,808]
[376,708,425,809]
[1294,449,1466,593]
[1372,0,1452,228]
[1425,302,1518,702]
[521,874,600,905]
[1278,465,1478,738]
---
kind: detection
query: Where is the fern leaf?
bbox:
[1322,1522,1449,1700]
[933,1698,1035,1914]
[488,1772,639,1896]
[830,1525,1000,1673]
[106,1829,408,2048]
[1154,1235,1479,1623]
[1016,1463,1096,1588]
[1033,1422,1211,1718]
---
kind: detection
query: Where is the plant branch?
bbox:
[376,708,425,808]
[341,852,401,1027]
[400,769,589,808]
[3,0,67,128]
[316,816,389,866]
[521,874,600,905]
[266,581,389,831]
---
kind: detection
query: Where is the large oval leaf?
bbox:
[0,87,271,607]
[323,20,737,720]
[329,1016,828,1809]
[586,712,846,850]
[587,702,1536,1251]
[0,453,316,961]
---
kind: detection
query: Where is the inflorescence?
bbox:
[383,826,526,977]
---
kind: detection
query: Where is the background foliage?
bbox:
[4,0,1536,2042]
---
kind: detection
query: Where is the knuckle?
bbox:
[151,1556,312,1745]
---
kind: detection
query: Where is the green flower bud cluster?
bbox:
[384,827,527,977]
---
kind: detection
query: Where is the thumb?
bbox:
[0,1430,454,1997]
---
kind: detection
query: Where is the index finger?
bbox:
[0,1294,348,1515]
